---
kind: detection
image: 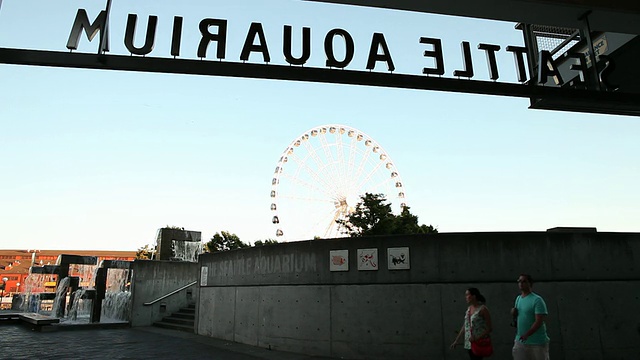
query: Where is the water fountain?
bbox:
[171,240,202,262]
[19,254,132,325]
[91,259,132,323]
[155,227,202,262]
[9,227,200,328]
[23,264,65,314]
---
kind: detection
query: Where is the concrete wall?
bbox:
[130,260,199,327]
[197,231,640,360]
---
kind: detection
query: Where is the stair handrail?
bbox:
[143,280,197,306]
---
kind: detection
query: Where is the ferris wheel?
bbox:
[270,124,407,241]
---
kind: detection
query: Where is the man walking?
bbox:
[512,274,550,360]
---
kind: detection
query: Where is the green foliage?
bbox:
[254,239,279,246]
[205,231,250,252]
[136,244,155,260]
[418,224,438,234]
[336,193,394,236]
[164,225,184,230]
[336,193,438,237]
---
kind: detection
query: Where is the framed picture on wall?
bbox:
[330,250,349,271]
[387,247,410,270]
[357,248,378,270]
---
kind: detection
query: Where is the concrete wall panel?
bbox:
[563,349,603,360]
[330,284,437,359]
[130,260,198,327]
[197,287,216,337]
[200,232,640,287]
[601,349,640,360]
[234,287,261,346]
[552,281,640,360]
[556,282,604,356]
[257,286,331,357]
[547,233,639,280]
[595,282,640,351]
[208,287,236,341]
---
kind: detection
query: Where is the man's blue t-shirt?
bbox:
[514,292,550,345]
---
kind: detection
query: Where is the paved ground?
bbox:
[0,321,338,360]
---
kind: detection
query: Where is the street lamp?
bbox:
[27,249,41,269]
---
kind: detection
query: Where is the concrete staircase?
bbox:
[153,303,195,333]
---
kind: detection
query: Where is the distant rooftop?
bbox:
[0,249,136,275]
[546,227,598,233]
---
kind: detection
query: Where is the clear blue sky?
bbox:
[1,0,638,250]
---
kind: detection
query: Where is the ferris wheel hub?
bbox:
[345,194,359,209]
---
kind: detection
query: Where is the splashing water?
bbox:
[62,266,132,323]
[73,264,98,288]
[52,264,97,322]
[51,277,70,318]
[106,268,129,292]
[67,289,93,322]
[171,240,203,262]
[101,291,132,322]
[101,268,132,322]
[19,258,133,324]
[19,273,51,313]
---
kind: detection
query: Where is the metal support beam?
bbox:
[0,47,639,115]
[579,11,602,91]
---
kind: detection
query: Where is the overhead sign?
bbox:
[0,5,639,116]
[66,10,536,83]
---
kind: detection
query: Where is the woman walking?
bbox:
[450,288,493,359]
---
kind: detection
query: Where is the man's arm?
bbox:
[519,314,546,341]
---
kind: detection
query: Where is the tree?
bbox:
[336,193,438,237]
[254,239,279,246]
[418,224,438,234]
[164,225,184,230]
[136,244,155,259]
[205,231,250,252]
[392,206,436,235]
[336,193,394,236]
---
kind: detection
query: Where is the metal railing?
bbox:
[142,281,197,306]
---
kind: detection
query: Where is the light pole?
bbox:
[27,249,41,269]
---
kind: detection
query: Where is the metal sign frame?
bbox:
[1,2,639,116]
[2,47,638,116]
